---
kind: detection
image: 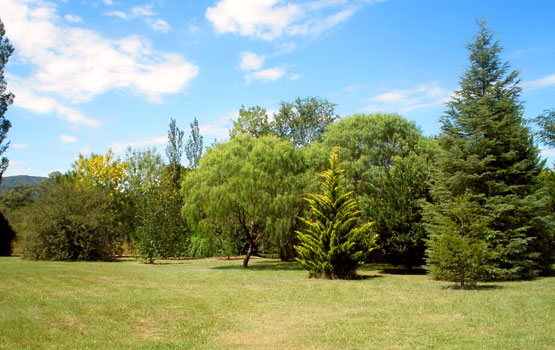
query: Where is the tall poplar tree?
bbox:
[0,19,14,182]
[425,20,553,280]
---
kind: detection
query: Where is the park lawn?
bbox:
[0,257,553,350]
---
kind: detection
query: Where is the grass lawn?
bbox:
[0,257,553,350]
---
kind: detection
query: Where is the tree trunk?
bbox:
[243,237,255,268]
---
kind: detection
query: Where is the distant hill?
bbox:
[0,175,47,192]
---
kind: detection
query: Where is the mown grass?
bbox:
[0,257,553,349]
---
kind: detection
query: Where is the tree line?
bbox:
[1,20,554,287]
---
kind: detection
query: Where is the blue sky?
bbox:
[1,0,554,176]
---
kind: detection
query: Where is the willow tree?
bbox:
[182,136,309,267]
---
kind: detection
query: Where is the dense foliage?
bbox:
[424,195,491,288]
[182,136,309,266]
[20,178,122,261]
[296,152,376,279]
[4,20,552,285]
[322,113,437,269]
[424,21,553,281]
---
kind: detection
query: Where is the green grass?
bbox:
[1,257,553,350]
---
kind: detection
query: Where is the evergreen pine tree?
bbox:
[426,20,553,280]
[295,152,377,279]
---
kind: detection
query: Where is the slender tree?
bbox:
[185,117,203,169]
[0,19,14,182]
[425,20,553,280]
[166,118,185,185]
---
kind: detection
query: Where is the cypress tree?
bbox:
[295,152,377,279]
[426,20,553,280]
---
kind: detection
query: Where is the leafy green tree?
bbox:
[533,109,555,149]
[182,136,309,267]
[20,179,122,261]
[135,166,189,263]
[0,19,14,181]
[185,117,203,169]
[230,105,272,138]
[322,113,437,269]
[273,96,338,147]
[295,152,377,279]
[426,20,552,280]
[0,183,40,211]
[423,195,491,289]
[123,147,164,244]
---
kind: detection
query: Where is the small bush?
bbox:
[21,181,122,261]
[424,195,492,288]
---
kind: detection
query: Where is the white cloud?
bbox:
[364,82,452,114]
[60,134,78,143]
[110,135,167,153]
[239,51,265,71]
[11,143,27,149]
[130,5,155,17]
[2,0,197,126]
[146,18,172,33]
[289,73,303,80]
[64,14,83,23]
[246,67,286,83]
[102,0,114,5]
[522,74,555,91]
[106,4,172,32]
[106,5,154,20]
[206,0,363,41]
[8,81,100,127]
[105,10,127,19]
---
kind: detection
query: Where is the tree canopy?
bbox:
[182,135,309,267]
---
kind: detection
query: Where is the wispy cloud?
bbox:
[522,74,555,91]
[64,14,83,23]
[106,4,172,33]
[246,67,287,83]
[363,82,452,114]
[2,0,197,127]
[206,0,370,41]
[60,134,78,143]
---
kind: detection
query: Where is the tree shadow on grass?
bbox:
[212,260,305,271]
[441,284,503,291]
[379,268,427,275]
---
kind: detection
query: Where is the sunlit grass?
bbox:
[1,257,553,349]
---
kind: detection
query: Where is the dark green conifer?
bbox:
[425,20,553,280]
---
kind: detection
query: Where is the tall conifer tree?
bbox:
[426,20,553,280]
